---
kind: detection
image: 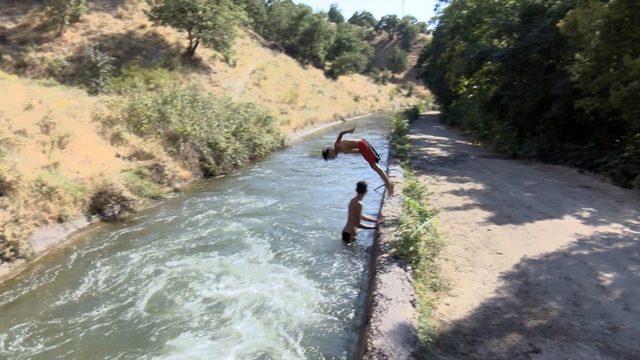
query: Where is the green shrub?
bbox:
[45,56,71,81]
[388,46,408,74]
[107,64,180,94]
[33,171,86,205]
[0,160,18,197]
[327,3,344,24]
[96,86,284,176]
[45,0,87,36]
[31,170,86,222]
[388,108,446,354]
[372,68,391,85]
[405,81,415,97]
[348,11,377,28]
[0,213,32,262]
[389,112,411,162]
[75,47,115,95]
[123,169,164,199]
[394,177,439,264]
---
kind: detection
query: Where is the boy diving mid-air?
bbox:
[322,128,394,195]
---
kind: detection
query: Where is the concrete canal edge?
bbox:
[357,145,420,359]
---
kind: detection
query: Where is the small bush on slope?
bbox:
[96,86,284,176]
[45,0,87,36]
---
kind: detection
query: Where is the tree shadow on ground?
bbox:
[408,115,640,359]
[434,229,640,359]
[86,30,187,70]
[0,1,57,56]
[408,115,640,229]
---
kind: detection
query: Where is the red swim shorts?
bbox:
[358,139,381,166]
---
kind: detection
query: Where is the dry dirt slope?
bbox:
[409,115,640,359]
[0,0,421,132]
[0,0,425,265]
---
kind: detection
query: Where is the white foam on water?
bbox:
[0,116,388,359]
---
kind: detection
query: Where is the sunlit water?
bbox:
[0,116,389,359]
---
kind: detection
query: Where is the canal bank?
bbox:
[0,114,391,359]
[358,135,420,359]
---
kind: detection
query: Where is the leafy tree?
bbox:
[327,24,373,77]
[238,0,268,33]
[419,0,640,188]
[45,0,87,36]
[375,15,400,37]
[294,13,335,67]
[76,47,115,95]
[397,16,420,50]
[146,0,243,59]
[416,21,428,34]
[261,1,335,68]
[327,3,344,24]
[388,45,407,74]
[348,11,377,28]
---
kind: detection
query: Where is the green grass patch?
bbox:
[95,85,284,176]
[389,106,447,356]
[122,168,164,200]
[107,64,183,94]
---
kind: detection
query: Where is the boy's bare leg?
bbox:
[371,163,394,196]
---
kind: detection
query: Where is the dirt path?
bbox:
[409,114,640,359]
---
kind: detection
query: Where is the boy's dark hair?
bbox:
[322,147,331,161]
[356,181,368,194]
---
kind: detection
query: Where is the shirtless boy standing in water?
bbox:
[322,128,394,196]
[342,181,381,243]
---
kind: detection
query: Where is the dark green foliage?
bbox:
[237,0,268,33]
[348,11,377,28]
[327,3,344,24]
[76,47,115,95]
[260,1,335,68]
[375,15,400,36]
[396,16,420,50]
[45,0,86,36]
[146,0,243,59]
[388,45,407,74]
[420,0,640,188]
[97,86,284,176]
[326,23,373,77]
[372,68,391,85]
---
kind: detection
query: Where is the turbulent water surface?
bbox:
[0,116,389,359]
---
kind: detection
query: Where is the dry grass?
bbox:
[0,72,192,260]
[0,0,429,261]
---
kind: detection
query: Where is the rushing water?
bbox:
[0,115,389,359]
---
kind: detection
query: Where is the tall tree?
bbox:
[327,23,373,77]
[327,3,344,23]
[375,15,400,37]
[419,0,640,188]
[45,0,86,36]
[147,0,243,59]
[348,11,377,28]
[396,16,420,50]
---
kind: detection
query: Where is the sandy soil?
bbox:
[409,114,640,359]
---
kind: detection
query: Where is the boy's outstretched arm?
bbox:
[335,127,355,146]
[353,201,376,229]
[370,163,394,196]
[361,214,378,223]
